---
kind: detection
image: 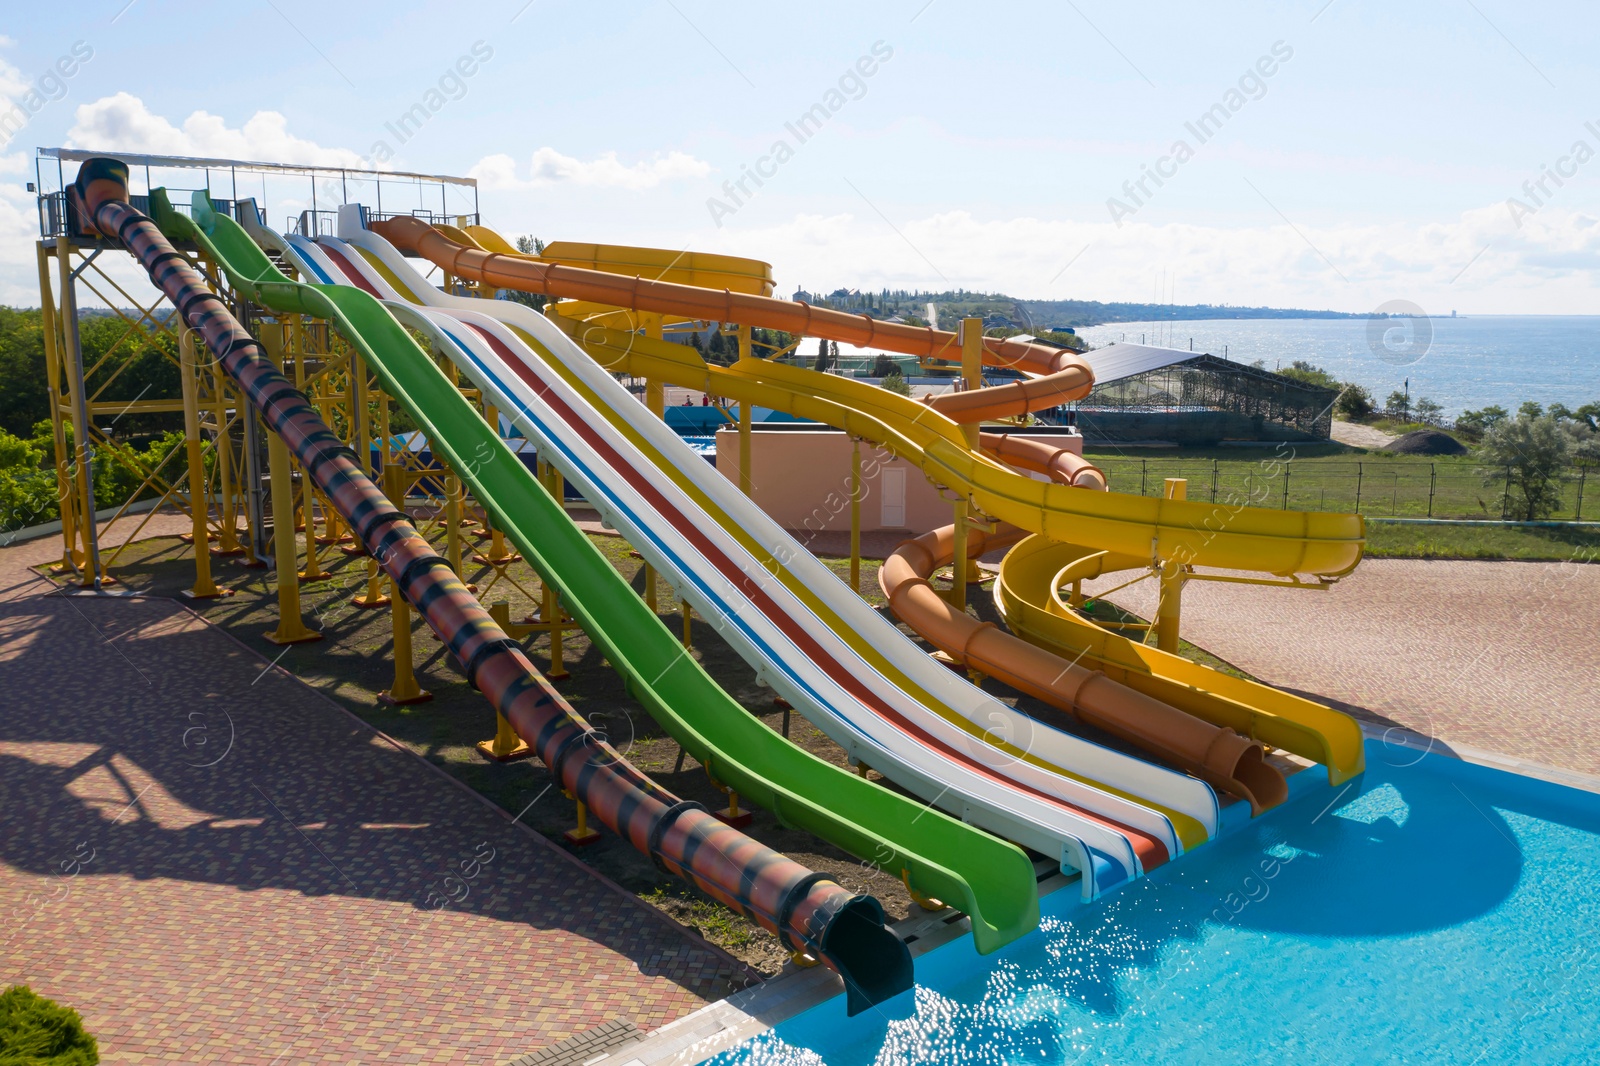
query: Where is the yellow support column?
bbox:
[179,332,229,600]
[476,602,533,762]
[264,429,322,645]
[1154,478,1188,653]
[736,326,755,497]
[960,316,983,451]
[57,238,101,587]
[297,480,331,581]
[949,495,970,609]
[209,359,244,556]
[563,791,602,846]
[849,440,862,593]
[35,243,79,576]
[378,464,432,704]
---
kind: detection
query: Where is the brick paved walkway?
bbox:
[1082,557,1600,774]
[0,522,742,1065]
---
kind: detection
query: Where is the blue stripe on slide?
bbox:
[433,320,1130,893]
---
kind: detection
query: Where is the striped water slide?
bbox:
[315,218,1235,893]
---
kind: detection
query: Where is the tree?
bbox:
[499,236,549,311]
[1456,405,1508,440]
[1384,390,1410,421]
[880,371,911,397]
[1278,360,1342,391]
[1413,396,1443,426]
[1479,414,1570,520]
[813,337,833,373]
[1518,401,1544,420]
[870,353,899,378]
[1335,383,1374,420]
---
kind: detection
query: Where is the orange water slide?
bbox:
[370,216,1093,423]
[878,523,1288,814]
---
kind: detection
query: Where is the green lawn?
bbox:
[1364,521,1600,562]
[1082,446,1595,521]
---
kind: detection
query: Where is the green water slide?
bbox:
[157,189,1041,952]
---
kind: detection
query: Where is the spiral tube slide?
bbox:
[371,216,1094,422]
[72,157,908,1014]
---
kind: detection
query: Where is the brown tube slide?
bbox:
[979,433,1107,490]
[879,525,1287,814]
[370,216,1094,423]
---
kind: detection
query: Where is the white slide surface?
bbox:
[278,217,1223,893]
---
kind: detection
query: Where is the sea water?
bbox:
[713,743,1600,1065]
[1074,316,1600,418]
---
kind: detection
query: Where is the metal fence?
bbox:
[1092,458,1596,521]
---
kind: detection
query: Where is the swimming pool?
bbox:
[712,742,1600,1065]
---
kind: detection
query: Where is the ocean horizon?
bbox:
[1073,314,1600,418]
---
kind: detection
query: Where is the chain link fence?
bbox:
[1092,458,1596,521]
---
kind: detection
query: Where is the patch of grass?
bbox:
[640,885,759,950]
[0,985,98,1065]
[1364,522,1600,562]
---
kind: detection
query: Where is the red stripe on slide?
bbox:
[463,320,1169,872]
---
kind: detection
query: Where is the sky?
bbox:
[2,0,1598,314]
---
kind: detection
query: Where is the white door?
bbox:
[880,466,906,528]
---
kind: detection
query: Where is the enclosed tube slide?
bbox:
[880,524,1288,813]
[370,216,1093,422]
[74,158,908,1013]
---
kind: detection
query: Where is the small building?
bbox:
[1068,346,1336,444]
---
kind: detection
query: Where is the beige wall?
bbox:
[713,428,1082,533]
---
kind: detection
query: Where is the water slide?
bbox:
[76,160,913,1015]
[320,214,1236,895]
[375,219,1365,789]
[227,200,1045,956]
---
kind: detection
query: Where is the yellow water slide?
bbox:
[379,219,1366,788]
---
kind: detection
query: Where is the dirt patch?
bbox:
[1329,420,1397,450]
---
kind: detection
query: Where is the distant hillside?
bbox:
[1017,299,1371,330]
[794,287,1373,332]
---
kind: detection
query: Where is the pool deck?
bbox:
[0,518,747,1065]
[1080,556,1600,776]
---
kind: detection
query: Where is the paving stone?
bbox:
[0,522,740,1064]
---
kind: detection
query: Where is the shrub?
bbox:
[1334,383,1374,420]
[0,985,99,1065]
[1479,414,1570,520]
[880,371,912,397]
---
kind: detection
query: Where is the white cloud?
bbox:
[65,92,367,167]
[0,44,28,101]
[470,147,711,191]
[670,203,1598,315]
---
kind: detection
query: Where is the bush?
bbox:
[0,985,98,1065]
[1478,414,1570,520]
[880,371,911,397]
[1334,383,1373,420]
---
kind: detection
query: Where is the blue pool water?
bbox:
[714,743,1600,1065]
